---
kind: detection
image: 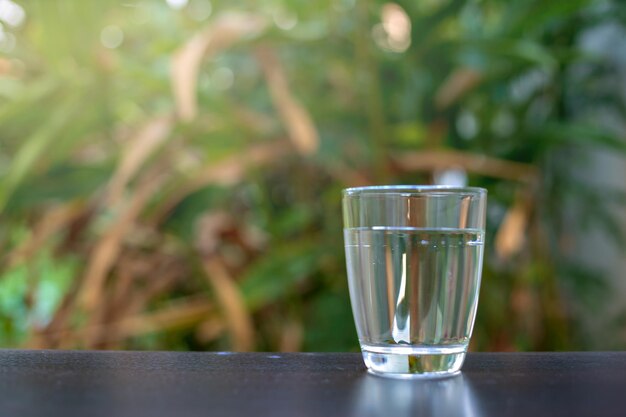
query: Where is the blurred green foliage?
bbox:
[0,0,625,351]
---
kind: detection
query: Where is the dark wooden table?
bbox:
[0,350,624,416]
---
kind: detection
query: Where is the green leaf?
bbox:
[559,261,609,310]
[3,164,110,214]
[459,39,558,69]
[392,122,427,147]
[240,240,322,310]
[269,206,314,238]
[499,0,591,37]
[0,97,78,213]
[536,123,626,152]
[303,290,359,352]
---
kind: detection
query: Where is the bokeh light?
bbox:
[100,25,124,49]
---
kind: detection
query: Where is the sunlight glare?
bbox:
[0,0,25,27]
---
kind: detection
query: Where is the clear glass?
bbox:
[342,185,487,378]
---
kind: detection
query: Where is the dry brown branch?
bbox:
[201,258,254,351]
[77,173,167,315]
[109,258,139,316]
[435,67,482,110]
[0,58,11,75]
[232,106,276,135]
[26,282,81,349]
[171,13,267,121]
[85,260,147,347]
[150,141,292,224]
[107,115,174,205]
[35,297,215,348]
[496,191,533,260]
[196,317,226,343]
[425,119,448,149]
[256,46,319,155]
[109,298,214,340]
[325,163,371,187]
[80,250,188,348]
[5,200,86,267]
[392,150,539,183]
[279,319,303,352]
[122,260,188,321]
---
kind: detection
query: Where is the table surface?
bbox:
[0,350,625,417]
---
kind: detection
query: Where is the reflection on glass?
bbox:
[350,374,481,417]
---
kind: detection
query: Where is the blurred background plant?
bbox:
[0,0,625,351]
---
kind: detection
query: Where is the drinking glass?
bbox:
[343,185,487,378]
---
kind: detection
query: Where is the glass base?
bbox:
[361,344,466,379]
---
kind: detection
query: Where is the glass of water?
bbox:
[343,185,486,378]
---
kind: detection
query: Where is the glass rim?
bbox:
[342,185,487,196]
